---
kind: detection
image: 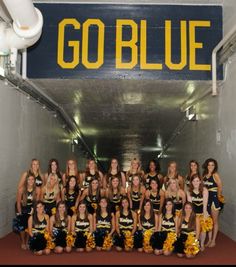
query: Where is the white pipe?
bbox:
[212,24,236,96]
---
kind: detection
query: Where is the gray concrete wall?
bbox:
[0,80,86,238]
[162,0,236,241]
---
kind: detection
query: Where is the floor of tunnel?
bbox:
[0,231,235,265]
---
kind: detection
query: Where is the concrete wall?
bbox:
[162,0,236,241]
[0,80,86,238]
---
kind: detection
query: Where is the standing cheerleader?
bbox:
[152,198,178,256]
[202,158,223,248]
[105,176,126,214]
[175,202,200,258]
[62,175,81,217]
[163,161,184,191]
[49,201,72,253]
[165,178,186,217]
[127,174,146,214]
[17,158,44,189]
[40,173,60,217]
[145,178,165,215]
[80,159,104,190]
[28,201,51,255]
[185,160,200,190]
[103,158,126,189]
[93,197,115,251]
[114,196,137,252]
[80,178,105,214]
[125,158,145,188]
[15,174,39,249]
[143,159,163,190]
[62,159,80,187]
[44,159,64,190]
[137,199,158,253]
[71,201,94,252]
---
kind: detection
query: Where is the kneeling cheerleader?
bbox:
[93,197,115,251]
[174,202,200,258]
[71,201,95,252]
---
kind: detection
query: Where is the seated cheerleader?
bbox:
[93,197,115,251]
[152,198,178,256]
[15,174,39,250]
[136,199,159,253]
[28,201,51,255]
[114,196,137,252]
[71,201,94,252]
[175,202,200,258]
[49,201,72,254]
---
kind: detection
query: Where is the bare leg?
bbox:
[200,232,206,251]
[19,231,27,249]
[209,209,219,247]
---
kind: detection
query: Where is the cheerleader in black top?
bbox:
[28,201,50,255]
[80,159,103,190]
[15,174,39,250]
[185,160,200,191]
[49,201,72,253]
[71,201,94,252]
[144,159,163,190]
[137,199,158,253]
[175,202,200,258]
[62,176,81,216]
[152,198,178,256]
[80,178,105,214]
[202,158,223,248]
[17,159,44,190]
[114,196,137,252]
[62,159,80,188]
[125,158,145,189]
[44,159,64,191]
[93,197,115,251]
[105,176,126,214]
[127,174,146,213]
[145,178,165,215]
[40,173,60,217]
[187,174,209,251]
[103,158,126,189]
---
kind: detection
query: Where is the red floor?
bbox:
[0,231,236,265]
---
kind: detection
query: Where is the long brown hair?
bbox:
[22,174,36,206]
[180,202,196,230]
[54,201,68,227]
[108,176,122,201]
[189,174,203,196]
[140,199,155,223]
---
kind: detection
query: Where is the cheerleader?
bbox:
[49,201,72,253]
[137,199,158,253]
[71,201,94,252]
[62,175,81,217]
[145,178,165,215]
[79,159,103,190]
[143,159,163,190]
[15,174,39,249]
[40,173,60,217]
[202,158,223,248]
[103,158,126,189]
[162,161,184,191]
[28,201,50,255]
[44,159,64,189]
[152,198,178,256]
[93,197,115,251]
[62,159,80,187]
[165,178,186,217]
[105,176,126,214]
[175,202,200,258]
[17,158,44,190]
[125,158,145,188]
[114,196,137,252]
[185,160,200,190]
[187,174,209,251]
[127,174,146,213]
[80,177,105,214]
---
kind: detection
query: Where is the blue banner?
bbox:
[27,4,223,80]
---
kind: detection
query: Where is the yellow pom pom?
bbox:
[184,233,200,256]
[66,233,75,247]
[218,195,225,204]
[85,232,95,249]
[175,210,182,217]
[123,230,134,250]
[51,207,56,215]
[91,203,98,210]
[102,234,113,250]
[44,231,55,250]
[200,216,213,232]
[70,206,76,214]
[163,232,177,252]
[143,230,153,253]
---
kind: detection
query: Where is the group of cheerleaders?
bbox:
[14,157,224,258]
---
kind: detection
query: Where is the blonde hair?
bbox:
[166,177,180,201]
[44,173,59,199]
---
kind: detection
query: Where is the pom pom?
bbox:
[91,203,98,210]
[113,233,124,248]
[28,233,47,251]
[200,216,213,232]
[85,232,96,249]
[70,206,76,214]
[163,232,177,252]
[218,195,225,210]
[123,230,134,250]
[174,233,187,253]
[53,229,67,248]
[94,229,106,247]
[102,234,113,250]
[175,210,182,217]
[150,231,167,250]
[44,231,55,250]
[51,207,56,215]
[66,233,75,247]
[184,233,200,256]
[74,231,87,248]
[143,229,153,253]
[133,230,143,249]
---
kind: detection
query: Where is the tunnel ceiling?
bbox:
[32,79,211,170]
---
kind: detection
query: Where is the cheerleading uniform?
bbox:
[145,173,160,190]
[85,191,101,214]
[35,174,43,187]
[203,175,220,213]
[64,189,79,216]
[141,216,155,232]
[191,191,203,215]
[119,211,134,232]
[74,216,91,248]
[94,213,112,247]
[131,190,142,211]
[149,190,161,213]
[83,172,99,189]
[43,191,56,217]
[171,195,183,213]
[52,218,68,248]
[106,171,122,186]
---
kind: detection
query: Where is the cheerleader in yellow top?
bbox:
[202,158,223,248]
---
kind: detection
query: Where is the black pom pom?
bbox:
[74,231,87,248]
[133,230,143,249]
[28,233,47,251]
